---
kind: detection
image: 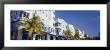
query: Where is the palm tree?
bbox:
[31,13,44,36]
[74,29,80,40]
[19,12,44,39]
[63,26,73,40]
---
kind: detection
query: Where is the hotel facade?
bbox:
[11,10,85,40]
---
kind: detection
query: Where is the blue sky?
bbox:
[55,10,100,37]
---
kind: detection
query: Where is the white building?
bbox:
[17,10,86,40]
[58,18,67,35]
[81,31,85,38]
[78,29,85,38]
[11,10,30,40]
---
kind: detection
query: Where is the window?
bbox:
[42,19,44,21]
[50,35,53,40]
[48,27,50,32]
[43,12,44,14]
[51,28,53,32]
[63,30,64,33]
[56,28,60,32]
[45,27,47,31]
[44,34,47,40]
[55,23,58,26]
[66,26,68,29]
[56,36,58,40]
[59,29,61,32]
[53,23,55,26]
[46,14,47,17]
